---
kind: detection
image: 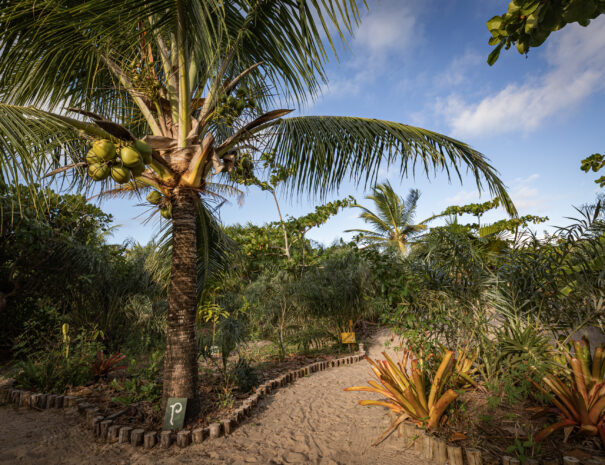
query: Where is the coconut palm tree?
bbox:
[346,182,431,254]
[0,0,516,411]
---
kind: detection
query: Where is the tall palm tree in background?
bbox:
[347,182,430,254]
[0,0,516,411]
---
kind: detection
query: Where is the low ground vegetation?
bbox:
[2,181,605,461]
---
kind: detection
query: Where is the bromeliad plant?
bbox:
[532,338,605,444]
[444,346,481,390]
[345,349,475,445]
[92,351,127,381]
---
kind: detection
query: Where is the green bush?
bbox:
[229,358,259,393]
[15,325,104,393]
[111,350,163,405]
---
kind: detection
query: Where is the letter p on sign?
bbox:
[163,397,188,430]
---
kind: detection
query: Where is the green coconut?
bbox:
[130,159,146,177]
[92,139,116,162]
[120,146,143,167]
[134,140,153,164]
[146,190,163,205]
[85,149,103,165]
[87,163,110,181]
[160,205,172,219]
[111,165,132,184]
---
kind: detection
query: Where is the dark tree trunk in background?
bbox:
[163,186,199,413]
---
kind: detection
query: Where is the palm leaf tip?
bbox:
[271,116,516,215]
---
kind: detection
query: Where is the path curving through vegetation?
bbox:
[0,330,427,465]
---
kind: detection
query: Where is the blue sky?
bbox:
[104,0,605,245]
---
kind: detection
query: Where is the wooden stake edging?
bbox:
[92,416,104,437]
[403,422,416,447]
[192,427,205,444]
[144,431,157,449]
[447,445,464,465]
[160,430,172,448]
[414,427,425,453]
[466,448,482,465]
[562,458,580,465]
[542,459,558,465]
[209,422,221,439]
[222,418,232,435]
[119,426,133,444]
[423,434,434,459]
[0,347,366,451]
[433,437,447,465]
[100,419,113,440]
[503,456,520,465]
[176,430,191,448]
[107,424,120,443]
[130,429,144,447]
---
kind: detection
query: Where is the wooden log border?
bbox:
[387,411,601,465]
[0,344,367,450]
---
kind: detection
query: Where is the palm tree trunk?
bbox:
[163,186,199,411]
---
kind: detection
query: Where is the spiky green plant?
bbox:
[345,349,477,445]
[533,337,605,444]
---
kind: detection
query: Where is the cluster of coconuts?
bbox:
[214,87,256,126]
[146,189,172,219]
[86,139,153,184]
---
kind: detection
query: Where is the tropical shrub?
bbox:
[0,185,168,359]
[91,351,126,381]
[15,325,104,393]
[296,249,376,340]
[532,338,605,443]
[345,349,476,444]
[111,350,163,405]
[244,269,298,360]
[230,358,259,393]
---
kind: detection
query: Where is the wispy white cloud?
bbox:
[444,173,552,213]
[445,189,481,205]
[321,1,421,98]
[432,50,482,89]
[509,174,554,211]
[437,17,605,138]
[353,4,418,54]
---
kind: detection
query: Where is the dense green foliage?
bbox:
[487,0,605,64]
[384,200,605,406]
[3,178,605,448]
[0,184,167,360]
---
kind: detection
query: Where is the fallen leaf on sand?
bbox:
[449,432,468,442]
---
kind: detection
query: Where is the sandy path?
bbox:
[0,330,427,465]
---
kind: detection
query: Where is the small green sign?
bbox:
[163,397,188,431]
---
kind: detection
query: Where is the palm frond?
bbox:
[91,181,151,202]
[206,182,245,205]
[0,104,92,190]
[270,116,515,214]
[355,205,392,234]
[211,0,362,105]
[402,188,420,227]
